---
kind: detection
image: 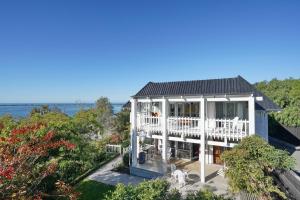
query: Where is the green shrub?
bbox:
[186,189,228,200]
[105,179,228,200]
[58,160,84,183]
[222,135,295,199]
[166,189,181,200]
[121,139,130,148]
[255,78,300,127]
[105,179,170,200]
[123,152,130,167]
[135,179,170,200]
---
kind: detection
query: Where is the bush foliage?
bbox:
[0,124,78,199]
[222,135,295,200]
[0,97,121,197]
[105,179,229,200]
[255,78,300,127]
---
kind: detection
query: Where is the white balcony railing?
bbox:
[168,117,201,137]
[136,114,249,141]
[137,114,162,134]
[206,118,249,141]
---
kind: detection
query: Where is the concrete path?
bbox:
[88,155,146,186]
[166,170,231,198]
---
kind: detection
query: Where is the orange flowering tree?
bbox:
[0,124,79,199]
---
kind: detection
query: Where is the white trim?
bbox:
[206,97,253,102]
[152,135,163,139]
[168,98,186,102]
[137,99,164,103]
[207,140,237,147]
[185,98,203,102]
[166,136,239,147]
[256,96,263,101]
[168,136,201,143]
[136,95,263,103]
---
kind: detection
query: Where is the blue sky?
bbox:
[0,0,299,103]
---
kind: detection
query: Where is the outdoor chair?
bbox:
[172,169,187,187]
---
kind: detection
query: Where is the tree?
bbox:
[0,124,78,199]
[114,109,130,141]
[73,109,102,135]
[30,105,63,116]
[95,97,113,135]
[222,135,295,200]
[255,78,300,127]
[0,115,17,136]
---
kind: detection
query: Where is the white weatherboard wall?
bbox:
[255,110,268,141]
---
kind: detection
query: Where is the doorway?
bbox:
[192,143,200,160]
[213,146,224,164]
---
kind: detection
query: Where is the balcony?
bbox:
[206,118,249,141]
[137,114,162,134]
[168,117,201,137]
[136,114,249,141]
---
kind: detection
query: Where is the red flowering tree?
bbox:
[0,124,79,199]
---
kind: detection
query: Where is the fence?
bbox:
[106,144,129,155]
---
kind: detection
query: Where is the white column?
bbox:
[200,98,206,183]
[162,99,169,161]
[130,98,137,166]
[248,96,256,135]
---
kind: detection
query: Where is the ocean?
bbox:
[0,103,124,118]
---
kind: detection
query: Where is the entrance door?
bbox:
[192,144,199,160]
[213,146,223,164]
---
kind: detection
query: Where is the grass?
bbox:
[76,180,115,200]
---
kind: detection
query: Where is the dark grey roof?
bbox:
[254,91,281,111]
[122,101,131,109]
[133,76,281,111]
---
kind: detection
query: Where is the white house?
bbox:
[129,76,280,183]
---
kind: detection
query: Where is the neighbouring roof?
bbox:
[122,101,131,109]
[132,76,281,111]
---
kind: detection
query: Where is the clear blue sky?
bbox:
[0,0,299,103]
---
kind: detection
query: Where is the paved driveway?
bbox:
[88,155,146,186]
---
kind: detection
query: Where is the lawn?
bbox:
[76,180,115,200]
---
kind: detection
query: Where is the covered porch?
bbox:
[135,157,225,183]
